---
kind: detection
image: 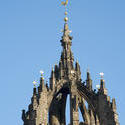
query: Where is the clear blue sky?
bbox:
[0,0,125,125]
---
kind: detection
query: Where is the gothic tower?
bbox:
[22,1,119,125]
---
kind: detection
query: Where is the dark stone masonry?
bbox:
[22,17,119,125]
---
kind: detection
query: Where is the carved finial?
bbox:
[52,66,54,71]
[87,68,91,80]
[99,72,108,94]
[99,72,105,87]
[40,70,44,79]
[86,69,92,90]
[33,80,37,88]
[100,72,104,79]
[40,70,44,76]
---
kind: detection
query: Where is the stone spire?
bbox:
[31,87,38,110]
[99,72,108,95]
[112,98,119,124]
[60,23,73,54]
[75,60,81,80]
[38,71,46,93]
[32,81,38,110]
[59,0,74,78]
[112,98,117,113]
[50,67,56,90]
[86,70,92,91]
[60,22,74,78]
[100,78,108,95]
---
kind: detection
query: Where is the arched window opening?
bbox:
[78,108,84,123]
[79,99,90,125]
[66,95,70,125]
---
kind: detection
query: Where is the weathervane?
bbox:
[60,0,69,22]
[61,0,68,6]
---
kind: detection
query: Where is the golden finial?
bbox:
[40,70,44,79]
[33,80,37,88]
[60,0,69,22]
[40,70,44,76]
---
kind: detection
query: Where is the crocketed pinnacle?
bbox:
[59,22,74,76]
[99,78,108,95]
[61,23,72,47]
[86,70,92,91]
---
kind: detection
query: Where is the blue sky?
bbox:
[0,0,125,125]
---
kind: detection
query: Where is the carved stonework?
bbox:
[22,23,119,125]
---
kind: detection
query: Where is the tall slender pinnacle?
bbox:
[61,23,72,46]
[60,0,72,51]
[50,67,56,90]
[86,70,92,91]
[99,74,108,95]
[59,0,74,75]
